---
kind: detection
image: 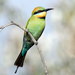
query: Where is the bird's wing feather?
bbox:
[23,17,31,37]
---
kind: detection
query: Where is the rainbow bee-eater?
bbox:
[14,6,53,73]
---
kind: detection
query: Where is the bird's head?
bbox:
[32,7,53,19]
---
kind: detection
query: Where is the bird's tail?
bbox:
[14,50,27,73]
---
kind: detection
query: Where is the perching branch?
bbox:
[0,19,48,75]
[36,45,48,75]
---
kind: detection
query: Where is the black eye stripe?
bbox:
[34,10,44,15]
[34,11,38,14]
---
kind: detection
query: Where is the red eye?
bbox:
[38,11,40,13]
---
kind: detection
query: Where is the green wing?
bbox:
[23,17,31,37]
[25,18,31,29]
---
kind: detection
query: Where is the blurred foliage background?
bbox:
[0,0,75,75]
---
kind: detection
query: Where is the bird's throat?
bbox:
[35,12,46,19]
[39,17,45,19]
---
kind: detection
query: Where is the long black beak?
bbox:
[44,8,54,12]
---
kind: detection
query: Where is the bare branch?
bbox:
[36,45,49,75]
[0,23,12,32]
[0,19,48,75]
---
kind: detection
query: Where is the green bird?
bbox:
[14,6,53,73]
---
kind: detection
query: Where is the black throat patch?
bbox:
[39,17,45,19]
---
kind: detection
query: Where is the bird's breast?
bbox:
[27,17,45,40]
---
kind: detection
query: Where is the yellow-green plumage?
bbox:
[14,6,53,73]
[27,16,45,40]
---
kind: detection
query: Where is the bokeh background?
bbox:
[0,0,75,75]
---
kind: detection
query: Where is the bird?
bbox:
[14,6,53,73]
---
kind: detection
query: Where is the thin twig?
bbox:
[36,45,48,75]
[0,23,12,32]
[0,19,48,75]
